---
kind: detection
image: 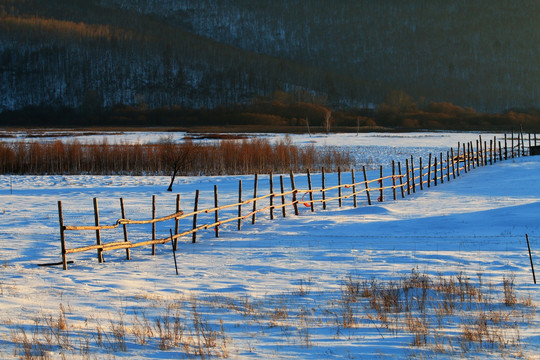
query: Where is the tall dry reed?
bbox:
[0,138,354,176]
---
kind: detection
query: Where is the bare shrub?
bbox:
[0,138,354,176]
[295,277,312,297]
[154,307,184,350]
[503,275,517,307]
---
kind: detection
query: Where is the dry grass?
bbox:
[0,137,353,176]
[6,271,536,359]
[354,270,536,356]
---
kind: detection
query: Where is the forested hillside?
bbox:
[1,0,540,127]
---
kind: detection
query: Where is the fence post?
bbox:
[338,167,342,208]
[467,142,471,169]
[214,185,219,237]
[280,175,287,217]
[379,165,384,202]
[484,141,488,165]
[451,148,456,179]
[405,159,411,195]
[512,133,520,157]
[398,162,405,198]
[269,173,275,220]
[170,229,178,276]
[446,151,450,181]
[471,140,480,168]
[479,135,483,166]
[472,141,476,169]
[463,143,467,173]
[152,195,156,255]
[493,136,497,163]
[505,133,508,160]
[499,141,503,161]
[520,132,524,156]
[511,130,514,158]
[482,137,486,165]
[433,157,438,186]
[521,132,524,156]
[175,194,180,251]
[93,197,104,263]
[352,169,358,207]
[516,133,520,157]
[482,140,488,166]
[252,174,258,225]
[419,157,424,190]
[456,145,461,176]
[290,171,299,216]
[492,139,496,164]
[471,141,475,168]
[238,180,242,230]
[392,160,397,199]
[485,140,489,165]
[58,201,67,270]
[439,153,444,184]
[120,198,130,260]
[480,140,484,165]
[307,169,314,212]
[465,143,469,171]
[322,167,327,210]
[526,234,536,284]
[469,142,473,168]
[410,156,416,193]
[489,140,493,165]
[427,154,432,188]
[521,131,524,156]
[192,190,199,243]
[362,166,372,205]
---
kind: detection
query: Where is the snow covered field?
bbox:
[0,132,538,359]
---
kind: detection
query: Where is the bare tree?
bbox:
[159,136,197,192]
[323,109,332,134]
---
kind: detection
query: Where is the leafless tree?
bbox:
[159,137,198,192]
[323,109,332,134]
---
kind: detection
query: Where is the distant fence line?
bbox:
[57,132,537,270]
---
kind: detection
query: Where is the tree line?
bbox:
[2,92,540,131]
[2,0,540,116]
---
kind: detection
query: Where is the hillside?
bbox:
[1,1,540,124]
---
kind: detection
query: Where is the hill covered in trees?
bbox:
[1,0,540,129]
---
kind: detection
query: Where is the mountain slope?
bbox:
[1,0,539,115]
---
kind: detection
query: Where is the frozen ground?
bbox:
[0,132,538,359]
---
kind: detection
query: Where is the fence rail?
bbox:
[58,132,538,270]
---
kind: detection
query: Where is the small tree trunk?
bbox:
[167,167,178,192]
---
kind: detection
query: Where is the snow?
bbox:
[0,131,538,359]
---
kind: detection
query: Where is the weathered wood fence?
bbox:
[58,132,537,270]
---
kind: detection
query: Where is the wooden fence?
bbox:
[58,132,537,270]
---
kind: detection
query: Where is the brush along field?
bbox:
[0,132,538,359]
